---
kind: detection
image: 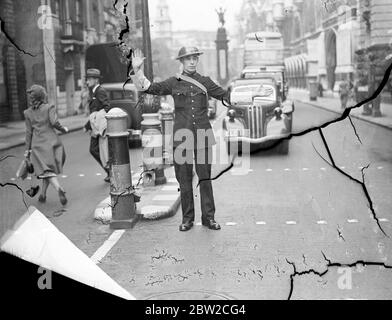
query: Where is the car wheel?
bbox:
[276,139,289,155]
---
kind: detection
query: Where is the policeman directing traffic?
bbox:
[131,47,231,231]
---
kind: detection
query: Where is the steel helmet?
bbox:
[176,47,204,60]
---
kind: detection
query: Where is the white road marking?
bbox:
[153,194,178,201]
[256,221,266,225]
[141,205,170,216]
[266,169,272,172]
[347,219,359,223]
[320,168,326,171]
[286,221,297,225]
[379,218,389,222]
[284,168,291,171]
[340,166,345,170]
[79,174,85,177]
[302,168,309,171]
[317,220,327,225]
[90,230,125,264]
[96,173,102,176]
[225,222,237,226]
[10,177,16,181]
[61,175,67,178]
[377,166,383,170]
[161,185,179,191]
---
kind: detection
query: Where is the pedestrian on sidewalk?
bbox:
[83,69,111,182]
[131,47,231,232]
[338,80,350,109]
[24,84,68,205]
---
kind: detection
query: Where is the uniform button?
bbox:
[191,100,194,102]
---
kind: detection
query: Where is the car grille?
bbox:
[247,105,263,138]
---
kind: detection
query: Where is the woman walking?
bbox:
[24,85,68,205]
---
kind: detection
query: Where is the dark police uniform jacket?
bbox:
[84,85,111,131]
[144,72,230,149]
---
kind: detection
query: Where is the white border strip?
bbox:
[90,230,125,264]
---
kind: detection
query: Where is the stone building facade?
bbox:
[0,0,119,123]
[236,0,392,105]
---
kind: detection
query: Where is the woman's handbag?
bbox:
[16,155,34,180]
[16,125,34,180]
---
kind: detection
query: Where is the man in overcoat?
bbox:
[131,47,230,231]
[84,68,111,182]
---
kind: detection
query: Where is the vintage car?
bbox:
[222,78,294,154]
[100,83,143,147]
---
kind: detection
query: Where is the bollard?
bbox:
[160,108,174,165]
[106,108,138,230]
[309,81,318,101]
[141,113,166,186]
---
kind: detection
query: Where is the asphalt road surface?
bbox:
[1,101,391,299]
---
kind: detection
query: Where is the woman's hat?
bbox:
[176,47,204,60]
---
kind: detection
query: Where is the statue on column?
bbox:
[215,7,226,27]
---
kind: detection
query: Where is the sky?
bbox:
[148,0,243,33]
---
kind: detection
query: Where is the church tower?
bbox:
[152,0,173,46]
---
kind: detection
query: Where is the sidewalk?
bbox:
[288,88,392,130]
[94,166,181,223]
[0,114,88,151]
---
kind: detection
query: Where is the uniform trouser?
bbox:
[174,147,215,224]
[90,136,109,173]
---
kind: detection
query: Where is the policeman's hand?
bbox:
[63,126,69,133]
[132,48,146,72]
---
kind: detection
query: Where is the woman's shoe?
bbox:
[58,189,67,206]
[38,194,46,203]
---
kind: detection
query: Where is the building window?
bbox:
[51,0,60,16]
[75,0,82,22]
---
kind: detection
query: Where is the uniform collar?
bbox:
[182,71,200,79]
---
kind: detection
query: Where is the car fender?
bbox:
[222,117,245,132]
[281,100,294,114]
[266,114,290,136]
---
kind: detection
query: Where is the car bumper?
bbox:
[224,133,290,144]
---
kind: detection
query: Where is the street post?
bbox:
[106,108,139,229]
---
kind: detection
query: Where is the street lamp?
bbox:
[140,0,166,185]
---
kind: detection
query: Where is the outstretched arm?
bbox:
[205,77,231,105]
[130,48,172,95]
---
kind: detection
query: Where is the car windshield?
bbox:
[110,90,136,101]
[233,85,275,96]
